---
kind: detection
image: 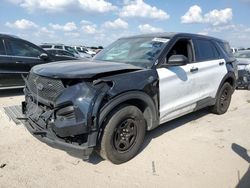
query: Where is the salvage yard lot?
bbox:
[0,90,249,188]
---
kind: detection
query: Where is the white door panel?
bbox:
[157,64,199,124]
[194,59,227,99]
[158,59,227,124]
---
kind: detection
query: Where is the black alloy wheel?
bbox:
[98,105,146,164]
[113,118,137,153]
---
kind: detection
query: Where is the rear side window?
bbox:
[218,42,234,58]
[0,40,6,55]
[195,39,220,61]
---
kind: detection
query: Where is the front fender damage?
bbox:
[23,79,111,160]
[22,69,159,160]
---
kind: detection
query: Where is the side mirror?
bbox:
[168,55,188,66]
[39,53,49,60]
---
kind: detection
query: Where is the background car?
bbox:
[72,46,96,57]
[0,34,78,89]
[234,50,250,89]
[40,44,82,58]
[44,49,79,59]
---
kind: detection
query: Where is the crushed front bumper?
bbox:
[23,116,96,160]
[21,82,104,160]
[21,72,110,160]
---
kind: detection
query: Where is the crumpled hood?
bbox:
[31,60,143,79]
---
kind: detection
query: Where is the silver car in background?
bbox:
[235,50,250,89]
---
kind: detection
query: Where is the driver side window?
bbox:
[167,39,193,63]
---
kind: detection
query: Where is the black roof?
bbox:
[0,33,20,39]
[121,32,226,43]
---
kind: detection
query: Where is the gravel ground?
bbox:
[0,89,249,188]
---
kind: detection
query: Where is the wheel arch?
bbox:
[215,72,236,100]
[98,91,159,132]
[224,74,236,88]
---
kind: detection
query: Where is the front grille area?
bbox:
[27,73,65,102]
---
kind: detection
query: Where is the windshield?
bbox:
[93,37,169,68]
[234,51,250,58]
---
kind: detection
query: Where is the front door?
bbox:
[158,38,199,124]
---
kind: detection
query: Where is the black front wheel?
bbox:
[98,105,146,164]
[210,82,233,114]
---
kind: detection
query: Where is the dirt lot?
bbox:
[0,89,249,188]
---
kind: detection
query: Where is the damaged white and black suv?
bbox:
[22,33,238,164]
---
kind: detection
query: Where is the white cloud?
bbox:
[40,27,54,34]
[197,32,208,36]
[82,24,97,34]
[181,5,203,24]
[34,27,55,38]
[8,0,116,13]
[49,22,77,32]
[204,24,237,32]
[80,20,92,25]
[78,0,116,12]
[5,19,38,29]
[138,24,163,33]
[245,27,250,32]
[120,0,170,20]
[80,20,98,34]
[103,18,128,29]
[14,0,75,11]
[181,5,233,26]
[199,24,250,48]
[204,8,232,26]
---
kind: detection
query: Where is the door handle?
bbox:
[219,62,225,66]
[190,67,199,73]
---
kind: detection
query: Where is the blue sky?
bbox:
[1,0,250,47]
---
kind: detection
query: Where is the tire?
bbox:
[210,82,233,115]
[98,105,146,164]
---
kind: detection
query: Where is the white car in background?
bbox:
[73,46,96,57]
[40,44,90,59]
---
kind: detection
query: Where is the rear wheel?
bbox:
[98,105,146,164]
[210,82,233,114]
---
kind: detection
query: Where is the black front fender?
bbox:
[97,91,159,131]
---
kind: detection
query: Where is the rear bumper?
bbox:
[23,117,95,160]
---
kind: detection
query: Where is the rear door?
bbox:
[4,38,47,86]
[193,39,227,100]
